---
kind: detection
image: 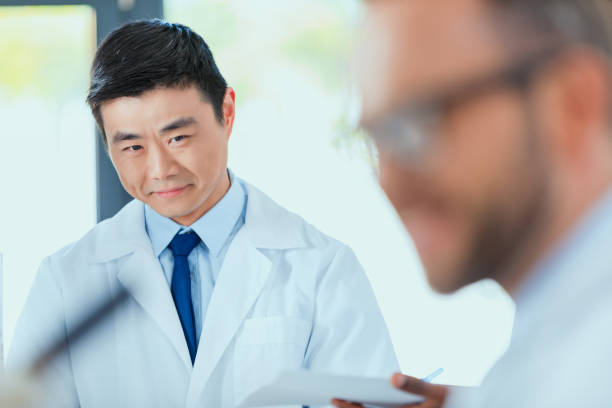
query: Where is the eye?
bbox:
[169,135,188,144]
[123,145,143,152]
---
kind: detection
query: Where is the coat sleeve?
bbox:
[7,256,80,408]
[303,244,400,377]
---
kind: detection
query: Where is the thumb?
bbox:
[391,373,448,400]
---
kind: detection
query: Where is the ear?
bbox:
[535,48,611,162]
[222,87,236,139]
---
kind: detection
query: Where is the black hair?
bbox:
[87,19,227,144]
[489,0,612,54]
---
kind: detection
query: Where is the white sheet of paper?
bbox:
[238,370,425,408]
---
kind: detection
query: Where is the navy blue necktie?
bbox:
[168,231,201,364]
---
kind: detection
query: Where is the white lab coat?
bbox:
[8,181,399,408]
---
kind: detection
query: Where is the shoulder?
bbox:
[239,180,365,293]
[44,200,144,273]
[240,179,348,254]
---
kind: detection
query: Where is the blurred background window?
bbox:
[0,5,97,358]
[0,0,515,386]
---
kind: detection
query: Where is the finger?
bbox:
[391,373,447,400]
[331,398,364,407]
[391,373,427,395]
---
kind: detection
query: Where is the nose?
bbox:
[147,143,178,180]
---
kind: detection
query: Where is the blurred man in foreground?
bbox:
[334,0,612,406]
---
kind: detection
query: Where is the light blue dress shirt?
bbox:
[447,187,612,408]
[144,171,247,344]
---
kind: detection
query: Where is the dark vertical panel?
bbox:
[91,0,126,222]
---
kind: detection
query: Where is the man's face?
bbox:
[102,85,234,226]
[359,0,552,293]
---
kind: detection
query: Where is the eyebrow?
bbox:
[110,117,198,145]
[159,117,197,133]
[112,131,142,145]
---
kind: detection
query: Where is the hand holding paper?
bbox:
[238,370,442,408]
[332,372,449,408]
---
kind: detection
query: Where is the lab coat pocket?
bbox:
[234,316,312,405]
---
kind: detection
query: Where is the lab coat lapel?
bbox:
[116,247,193,372]
[186,229,272,407]
[92,200,192,372]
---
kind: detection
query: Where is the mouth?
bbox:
[153,185,189,199]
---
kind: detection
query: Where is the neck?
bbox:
[497,171,612,298]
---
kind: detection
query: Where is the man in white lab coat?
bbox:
[333,0,612,407]
[8,20,398,407]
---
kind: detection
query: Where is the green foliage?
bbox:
[280,16,351,90]
[166,0,357,103]
[0,6,94,101]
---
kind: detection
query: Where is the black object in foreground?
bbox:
[30,287,129,376]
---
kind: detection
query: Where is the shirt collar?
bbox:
[144,170,246,257]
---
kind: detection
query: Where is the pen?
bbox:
[420,368,444,383]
